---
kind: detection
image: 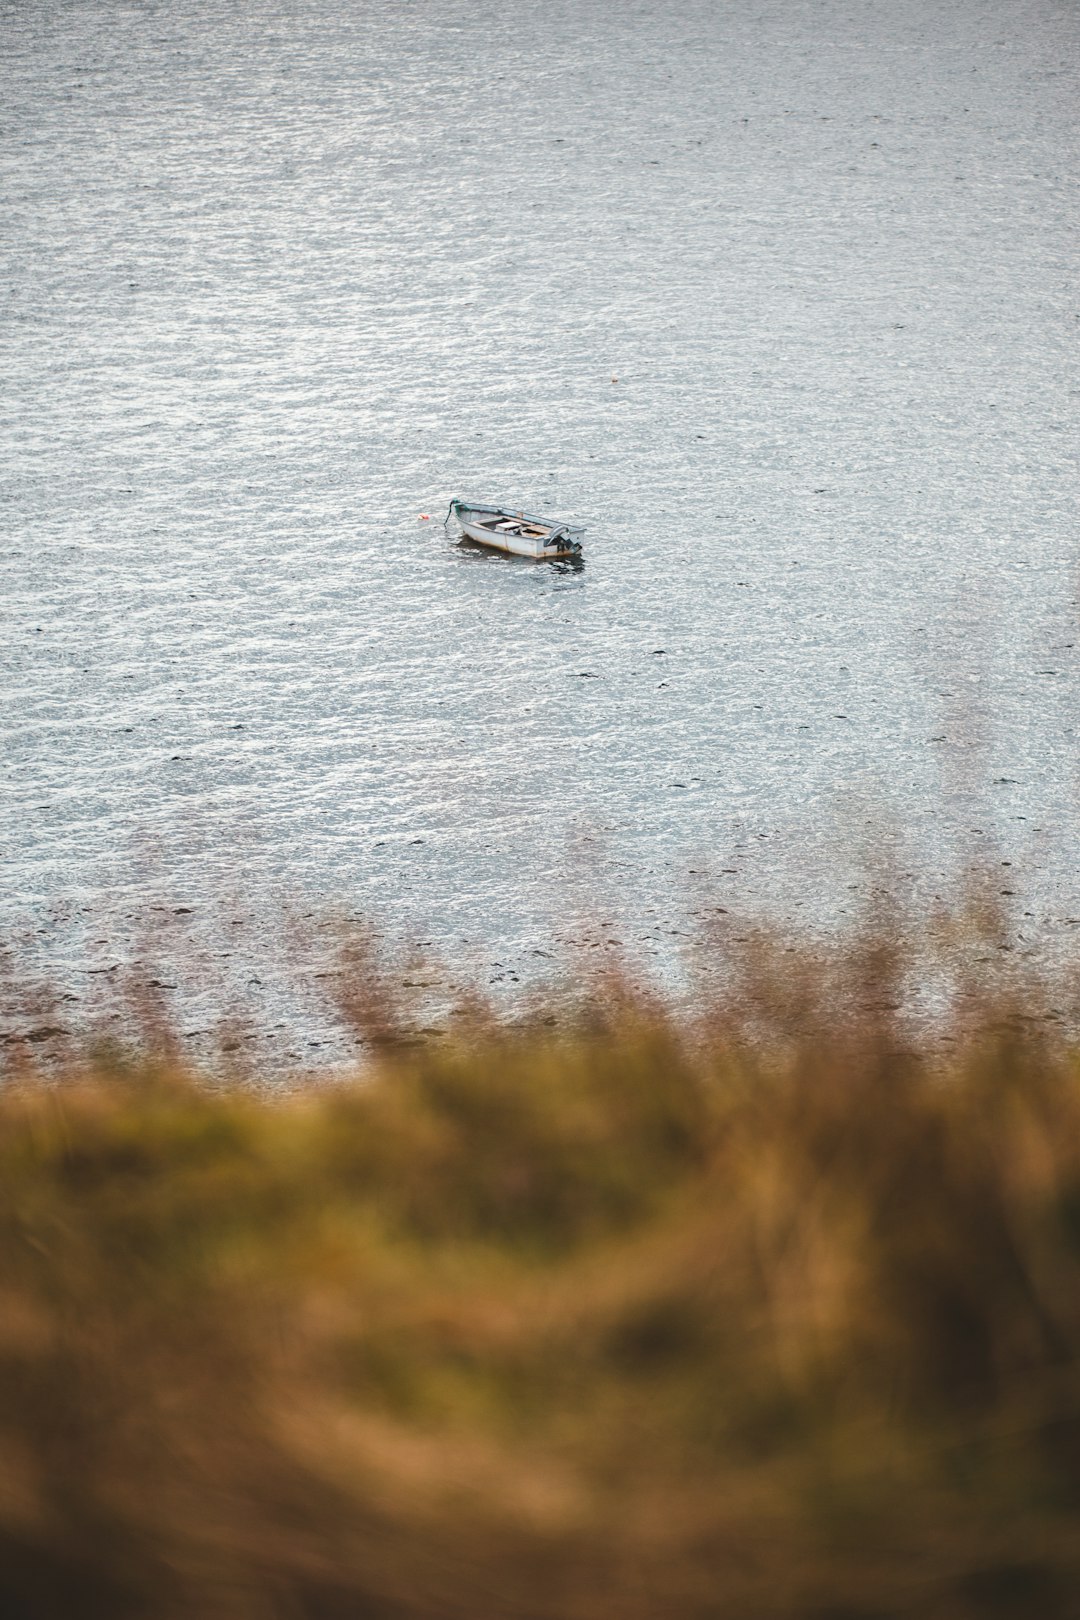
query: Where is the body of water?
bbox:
[3,0,1078,1053]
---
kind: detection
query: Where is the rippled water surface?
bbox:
[3,0,1079,1049]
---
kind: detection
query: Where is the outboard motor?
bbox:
[544,525,579,554]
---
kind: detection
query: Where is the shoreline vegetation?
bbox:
[3,909,1080,1617]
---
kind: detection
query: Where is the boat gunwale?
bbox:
[452,499,585,538]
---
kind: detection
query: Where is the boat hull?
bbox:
[452,502,584,560]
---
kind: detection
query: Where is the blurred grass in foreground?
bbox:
[3,934,1080,1619]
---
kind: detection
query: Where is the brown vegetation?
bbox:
[2,937,1080,1618]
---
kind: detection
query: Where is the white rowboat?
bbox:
[450,500,584,560]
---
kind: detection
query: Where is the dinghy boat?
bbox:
[449,500,584,560]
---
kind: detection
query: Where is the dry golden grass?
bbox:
[2,934,1080,1618]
